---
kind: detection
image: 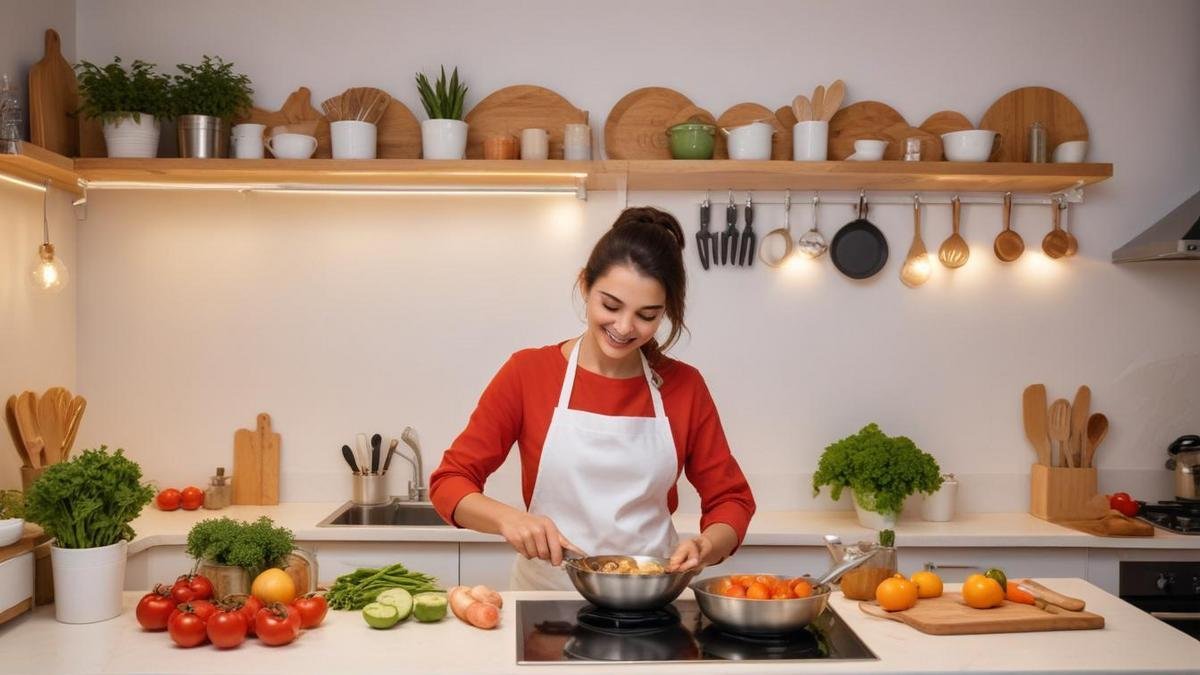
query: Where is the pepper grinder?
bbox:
[204,467,232,509]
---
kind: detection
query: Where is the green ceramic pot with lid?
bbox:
[667,122,716,159]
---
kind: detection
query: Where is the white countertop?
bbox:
[0,579,1196,674]
[124,503,1200,555]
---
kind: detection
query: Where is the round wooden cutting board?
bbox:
[464,85,587,159]
[604,87,694,160]
[827,101,906,160]
[978,86,1089,162]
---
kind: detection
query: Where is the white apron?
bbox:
[510,337,680,590]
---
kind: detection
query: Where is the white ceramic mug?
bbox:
[331,120,377,159]
[265,133,317,160]
[726,121,774,160]
[231,123,265,159]
[1052,140,1088,163]
[792,120,828,161]
[521,128,549,160]
[941,130,1000,162]
[563,123,591,160]
[847,139,887,161]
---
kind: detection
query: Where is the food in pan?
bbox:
[595,559,666,575]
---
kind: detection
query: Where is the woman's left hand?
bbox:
[666,535,713,573]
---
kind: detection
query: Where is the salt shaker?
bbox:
[903,137,922,161]
[204,467,231,509]
[1028,121,1047,163]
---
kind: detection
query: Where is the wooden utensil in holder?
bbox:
[1030,464,1097,521]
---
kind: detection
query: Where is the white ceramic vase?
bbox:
[421,119,468,159]
[50,540,127,623]
[850,490,899,529]
[102,115,160,158]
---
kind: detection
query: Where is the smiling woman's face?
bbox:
[582,263,667,364]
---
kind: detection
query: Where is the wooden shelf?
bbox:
[0,143,84,196]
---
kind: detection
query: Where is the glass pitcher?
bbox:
[825,535,897,601]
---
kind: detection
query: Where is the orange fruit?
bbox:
[770,589,794,600]
[962,576,1005,609]
[712,578,736,594]
[791,579,814,598]
[1005,581,1035,605]
[910,571,944,599]
[731,575,756,587]
[875,576,919,612]
[720,583,747,598]
[745,582,771,600]
[754,575,779,586]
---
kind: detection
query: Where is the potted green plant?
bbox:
[812,423,943,528]
[186,516,315,599]
[169,55,253,158]
[24,446,155,623]
[0,490,26,546]
[415,65,468,159]
[74,57,171,157]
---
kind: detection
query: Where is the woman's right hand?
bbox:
[496,511,581,566]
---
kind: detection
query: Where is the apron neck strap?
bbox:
[560,336,666,417]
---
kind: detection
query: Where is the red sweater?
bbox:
[429,343,756,547]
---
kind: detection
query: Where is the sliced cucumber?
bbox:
[375,587,414,621]
[412,592,448,623]
[362,602,400,629]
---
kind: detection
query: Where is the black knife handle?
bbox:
[341,444,360,474]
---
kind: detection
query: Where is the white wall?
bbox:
[0,0,78,490]
[65,0,1200,514]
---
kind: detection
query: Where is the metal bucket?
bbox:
[177,114,228,158]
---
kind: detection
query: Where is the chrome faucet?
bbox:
[399,426,428,502]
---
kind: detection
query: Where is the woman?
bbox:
[429,206,756,590]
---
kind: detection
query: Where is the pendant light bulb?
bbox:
[32,242,68,292]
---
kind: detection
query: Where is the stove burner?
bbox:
[696,624,823,661]
[576,604,680,633]
[1137,501,1200,534]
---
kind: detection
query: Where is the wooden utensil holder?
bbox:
[1030,464,1097,521]
[19,466,45,493]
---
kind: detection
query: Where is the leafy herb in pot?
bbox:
[168,55,253,119]
[185,516,295,578]
[415,65,467,121]
[74,57,172,124]
[23,446,156,549]
[812,423,943,518]
[0,490,25,520]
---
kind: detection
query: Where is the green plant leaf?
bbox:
[811,423,943,516]
[415,65,467,121]
[185,516,294,577]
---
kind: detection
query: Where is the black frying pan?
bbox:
[831,193,888,279]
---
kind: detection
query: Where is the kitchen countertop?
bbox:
[0,579,1195,674]
[124,503,1200,555]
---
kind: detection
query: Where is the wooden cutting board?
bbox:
[604,86,693,160]
[827,101,906,160]
[715,102,789,160]
[978,86,1089,162]
[1057,512,1154,537]
[859,593,1104,635]
[376,97,421,159]
[232,412,280,505]
[464,85,587,160]
[27,29,79,157]
[236,87,332,158]
[920,110,974,138]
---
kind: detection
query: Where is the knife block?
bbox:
[1030,464,1097,521]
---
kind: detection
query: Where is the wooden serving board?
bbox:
[464,85,587,160]
[716,102,789,160]
[978,86,1088,162]
[236,87,332,158]
[28,29,79,157]
[376,97,421,159]
[232,412,280,505]
[1057,513,1154,537]
[604,86,693,160]
[859,593,1104,635]
[920,110,973,138]
[827,100,906,160]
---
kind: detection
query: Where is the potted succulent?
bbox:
[169,55,254,158]
[812,423,943,528]
[24,446,155,623]
[186,516,315,599]
[0,490,26,547]
[415,65,468,159]
[74,57,171,157]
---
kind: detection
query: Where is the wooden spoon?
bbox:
[1069,385,1090,469]
[993,192,1024,262]
[1042,197,1070,259]
[792,95,811,123]
[61,395,86,460]
[1047,399,1072,468]
[1022,384,1052,466]
[14,392,41,468]
[1083,413,1108,468]
[937,196,970,268]
[37,387,64,465]
[900,196,932,288]
[5,395,32,467]
[822,80,845,122]
[811,85,826,124]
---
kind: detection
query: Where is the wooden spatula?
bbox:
[1048,399,1072,468]
[1022,384,1052,466]
[61,395,86,460]
[14,392,41,468]
[1069,386,1090,469]
[822,79,845,121]
[811,85,826,124]
[37,387,65,465]
[5,395,32,467]
[792,95,811,123]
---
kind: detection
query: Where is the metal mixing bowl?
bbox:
[689,574,832,635]
[564,555,699,611]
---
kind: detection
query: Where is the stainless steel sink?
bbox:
[317,499,449,527]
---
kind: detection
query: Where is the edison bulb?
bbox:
[31,243,68,293]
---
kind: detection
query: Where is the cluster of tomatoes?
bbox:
[711,574,815,600]
[155,487,204,511]
[135,573,327,649]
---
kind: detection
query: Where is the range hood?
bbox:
[1112,191,1200,263]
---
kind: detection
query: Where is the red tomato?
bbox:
[174,573,214,601]
[155,488,182,511]
[1110,493,1139,517]
[291,593,328,629]
[167,606,208,648]
[232,595,263,637]
[180,486,204,511]
[255,603,301,646]
[206,608,248,649]
[135,584,175,631]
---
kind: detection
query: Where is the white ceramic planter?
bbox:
[0,518,23,546]
[102,115,160,158]
[421,119,468,159]
[50,540,127,623]
[850,490,899,529]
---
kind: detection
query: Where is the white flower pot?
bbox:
[850,489,899,530]
[421,119,468,159]
[50,540,127,623]
[0,518,24,546]
[102,115,160,158]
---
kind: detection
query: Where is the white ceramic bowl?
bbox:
[0,518,25,546]
[1052,140,1088,163]
[725,122,774,160]
[847,139,887,161]
[941,130,997,162]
